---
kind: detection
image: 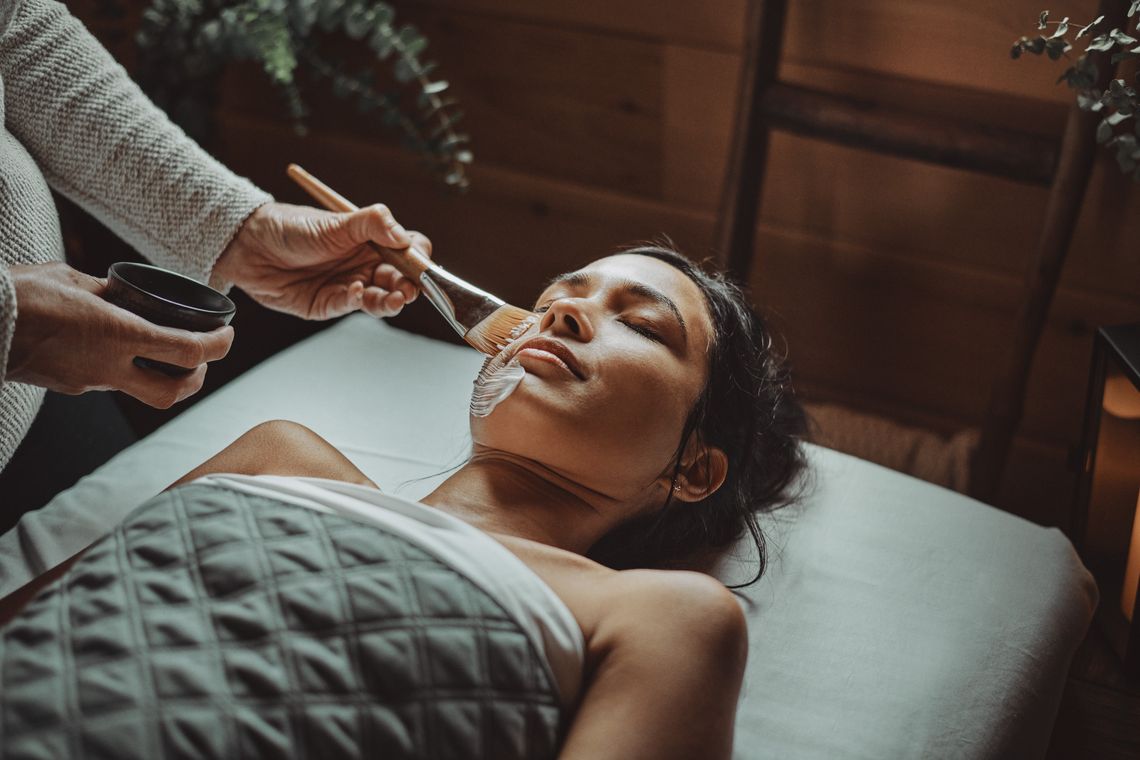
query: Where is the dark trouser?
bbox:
[0,390,137,535]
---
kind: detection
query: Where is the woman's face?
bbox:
[470,253,715,505]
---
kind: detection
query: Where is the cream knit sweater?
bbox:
[0,0,274,472]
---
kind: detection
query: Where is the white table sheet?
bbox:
[0,313,1098,759]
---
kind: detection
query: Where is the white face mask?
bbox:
[468,314,537,418]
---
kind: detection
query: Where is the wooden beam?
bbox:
[761,82,1058,185]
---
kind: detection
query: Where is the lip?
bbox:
[510,336,587,380]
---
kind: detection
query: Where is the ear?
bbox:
[663,439,728,503]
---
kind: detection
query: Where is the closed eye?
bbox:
[620,319,661,342]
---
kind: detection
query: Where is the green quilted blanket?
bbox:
[0,482,564,759]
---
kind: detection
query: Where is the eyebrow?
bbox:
[540,271,689,344]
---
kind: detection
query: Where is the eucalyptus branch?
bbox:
[121,0,472,190]
[1012,4,1140,180]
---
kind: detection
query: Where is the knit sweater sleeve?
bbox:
[0,264,15,384]
[0,0,274,293]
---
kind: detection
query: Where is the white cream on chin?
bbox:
[469,315,537,418]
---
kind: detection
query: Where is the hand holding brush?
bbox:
[285,163,533,355]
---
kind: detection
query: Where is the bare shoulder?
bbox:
[484,536,745,662]
[165,419,378,491]
[596,569,747,646]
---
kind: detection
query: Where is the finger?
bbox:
[372,263,419,304]
[346,203,412,250]
[362,286,405,318]
[119,362,208,410]
[128,323,235,367]
[407,230,432,259]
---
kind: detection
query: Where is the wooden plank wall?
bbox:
[79,0,1140,527]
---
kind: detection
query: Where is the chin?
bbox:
[469,381,597,459]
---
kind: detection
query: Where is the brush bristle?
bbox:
[465,305,535,356]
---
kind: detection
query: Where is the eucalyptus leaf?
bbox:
[422,80,449,95]
[1111,28,1138,45]
[1097,117,1114,143]
[437,132,470,150]
[398,23,420,45]
[1050,17,1069,38]
[1087,34,1115,51]
[198,19,220,45]
[1107,111,1133,125]
[402,33,428,58]
[369,27,395,59]
[1038,10,1049,29]
[1028,36,1047,54]
[1077,15,1104,38]
[1130,0,1140,17]
[1045,38,1069,59]
[344,5,372,39]
[1011,43,1023,59]
[373,3,394,25]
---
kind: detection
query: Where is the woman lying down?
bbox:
[0,244,809,759]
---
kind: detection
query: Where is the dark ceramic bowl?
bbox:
[105,262,236,377]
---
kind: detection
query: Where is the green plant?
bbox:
[1012,2,1140,179]
[126,0,471,189]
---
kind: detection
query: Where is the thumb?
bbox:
[344,203,412,249]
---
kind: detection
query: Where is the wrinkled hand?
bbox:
[6,262,233,408]
[214,201,433,321]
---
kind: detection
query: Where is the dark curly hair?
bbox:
[584,242,811,588]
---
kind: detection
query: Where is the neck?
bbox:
[421,447,620,554]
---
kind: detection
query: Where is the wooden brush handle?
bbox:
[286,163,432,281]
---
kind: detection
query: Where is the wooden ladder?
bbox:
[715,0,1129,508]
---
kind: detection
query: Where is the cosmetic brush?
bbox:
[286,163,533,356]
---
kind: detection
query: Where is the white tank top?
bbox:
[190,473,586,710]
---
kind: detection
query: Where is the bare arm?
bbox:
[559,570,748,760]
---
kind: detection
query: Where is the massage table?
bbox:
[0,313,1098,759]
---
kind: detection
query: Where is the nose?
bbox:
[542,297,594,341]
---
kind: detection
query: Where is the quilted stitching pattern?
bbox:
[0,483,563,759]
